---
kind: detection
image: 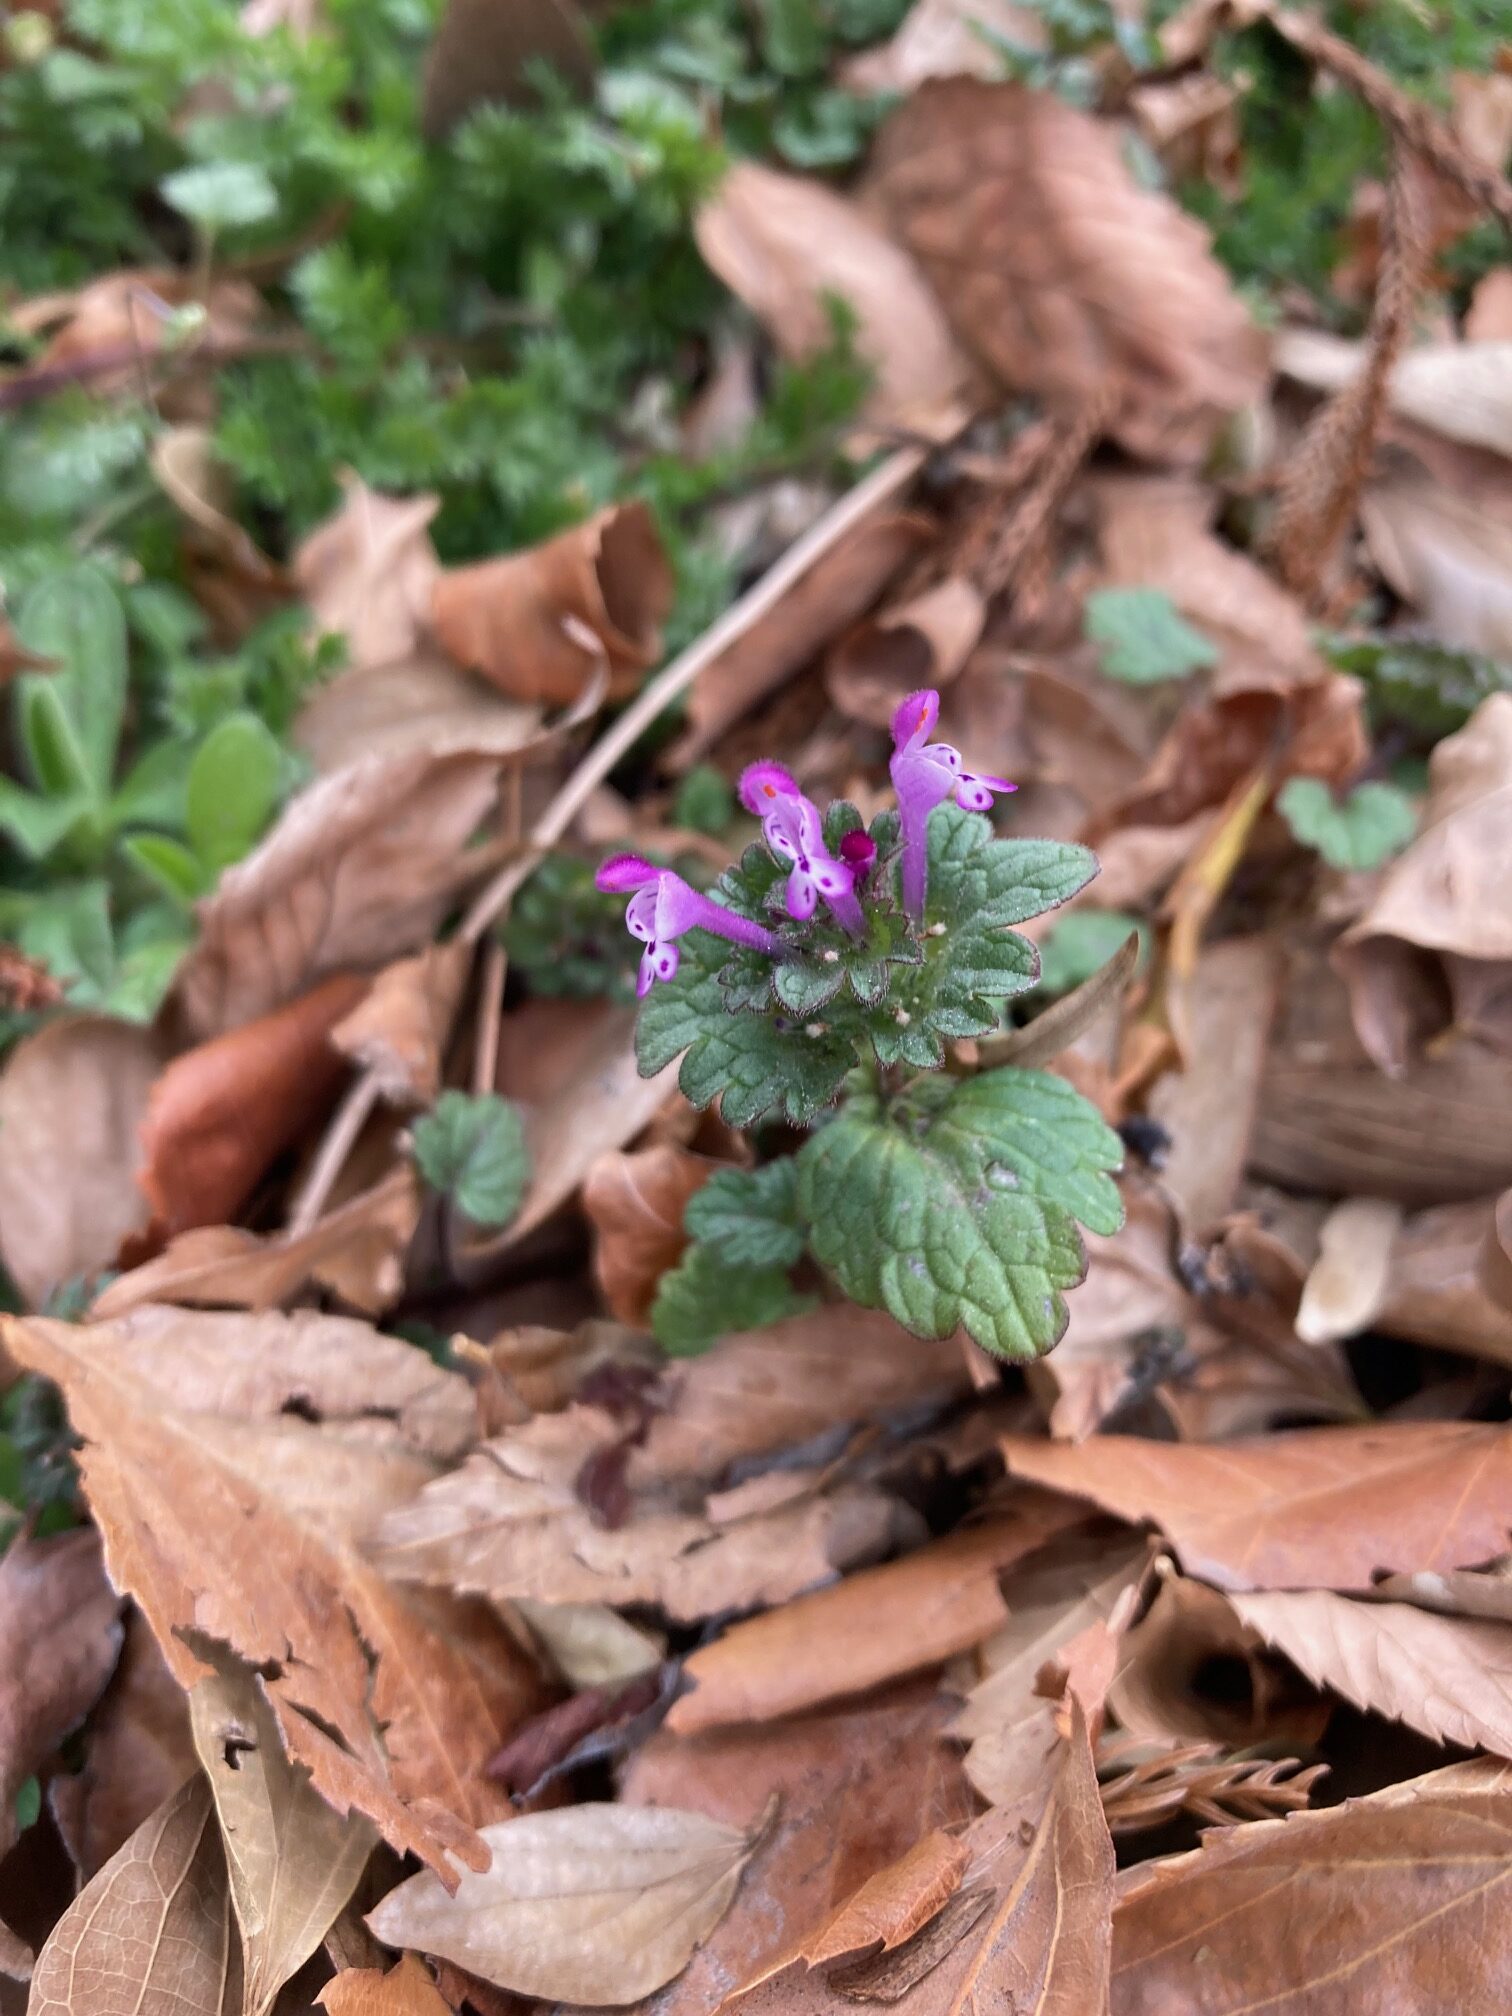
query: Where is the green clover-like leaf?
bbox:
[1277,776,1417,872]
[412,1091,529,1229]
[796,1066,1123,1360]
[683,1161,804,1269]
[1085,587,1218,685]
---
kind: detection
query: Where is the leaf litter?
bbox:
[5,3,1512,2011]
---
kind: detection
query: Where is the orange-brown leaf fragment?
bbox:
[319,1955,453,2015]
[582,1143,715,1325]
[432,502,673,705]
[1002,1421,1512,1593]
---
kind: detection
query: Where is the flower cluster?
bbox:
[596,691,1015,990]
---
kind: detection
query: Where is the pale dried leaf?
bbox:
[1002,1420,1512,1592]
[91,1168,421,1320]
[869,80,1268,460]
[367,1802,764,2005]
[1234,1587,1512,1760]
[1278,330,1512,460]
[1361,473,1512,658]
[1296,1196,1405,1344]
[293,477,442,674]
[512,1600,664,1690]
[1,1314,537,1880]
[330,943,471,1108]
[1337,693,1512,1072]
[151,428,282,586]
[189,1645,375,2016]
[0,1015,161,1306]
[840,0,1047,94]
[696,162,971,438]
[292,653,538,776]
[318,1956,451,2016]
[28,1777,244,2016]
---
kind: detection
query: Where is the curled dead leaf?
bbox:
[825,577,984,728]
[330,943,471,1108]
[293,475,443,674]
[431,502,673,705]
[581,1142,716,1327]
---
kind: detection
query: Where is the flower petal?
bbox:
[738,760,801,815]
[596,853,659,894]
[786,864,819,920]
[891,688,940,754]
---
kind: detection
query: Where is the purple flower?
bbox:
[739,761,865,936]
[889,689,1016,919]
[596,855,782,996]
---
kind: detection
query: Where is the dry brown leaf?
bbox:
[1486,1189,1512,1314]
[189,1645,375,2016]
[1108,1570,1329,1754]
[825,577,984,728]
[1002,1420,1512,1592]
[2,1314,537,1880]
[840,0,1046,93]
[1234,1587,1512,1760]
[12,268,262,400]
[670,512,932,767]
[667,1497,1085,1736]
[1361,470,1512,658]
[868,79,1267,460]
[0,1528,123,1897]
[330,943,471,1109]
[1337,693,1512,1073]
[49,1612,198,1885]
[1468,269,1512,343]
[367,1802,765,2005]
[319,1956,451,2016]
[581,1144,715,1326]
[172,718,543,1040]
[0,1014,162,1307]
[292,652,538,777]
[1110,1766,1512,2012]
[800,1831,972,1967]
[140,973,368,1240]
[91,1168,421,1320]
[1295,1197,1404,1345]
[27,1777,243,2016]
[695,161,971,438]
[293,477,442,674]
[605,1681,975,2016]
[431,502,672,706]
[151,428,284,591]
[34,1305,475,1458]
[369,1401,904,1624]
[421,0,596,138]
[1129,71,1241,193]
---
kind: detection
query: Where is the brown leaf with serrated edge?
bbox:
[330,943,471,1108]
[0,1014,162,1307]
[1337,692,1512,1074]
[1232,1588,1512,1760]
[0,1528,123,1966]
[1110,1764,1512,2013]
[369,1400,905,1625]
[1,1313,537,1882]
[293,475,442,675]
[588,1680,975,2016]
[1002,1421,1512,1593]
[319,1955,453,2015]
[43,1305,475,1458]
[91,1168,421,1320]
[367,1801,767,2005]
[50,1612,198,1884]
[667,1495,1086,1736]
[139,973,368,1240]
[432,502,672,706]
[582,1143,716,1325]
[189,1643,375,2016]
[28,1777,244,2015]
[669,512,933,769]
[868,79,1267,461]
[695,161,971,438]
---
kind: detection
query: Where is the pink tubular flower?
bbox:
[738,761,865,936]
[596,855,782,996]
[889,689,1016,919]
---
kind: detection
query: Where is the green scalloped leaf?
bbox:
[683,1161,804,1269]
[796,1066,1123,1361]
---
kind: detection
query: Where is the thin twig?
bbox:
[472,940,508,1097]
[291,441,931,1231]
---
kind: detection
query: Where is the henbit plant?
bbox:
[598,690,1125,1362]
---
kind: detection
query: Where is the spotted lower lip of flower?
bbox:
[596,854,782,995]
[738,762,865,936]
[889,688,1016,919]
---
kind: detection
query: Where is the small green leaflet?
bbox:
[1277,777,1417,872]
[161,161,279,233]
[796,1067,1123,1361]
[1085,587,1218,685]
[1036,910,1147,997]
[650,1244,811,1357]
[16,562,128,801]
[186,711,283,875]
[412,1092,529,1229]
[683,1162,804,1269]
